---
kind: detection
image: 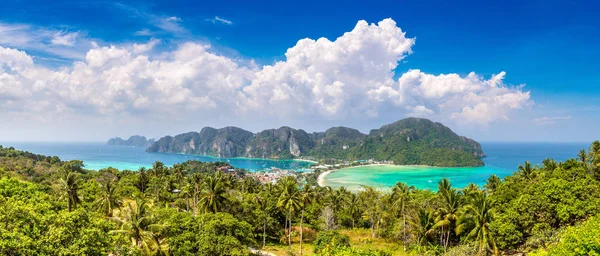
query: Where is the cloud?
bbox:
[0,22,91,60]
[243,19,415,118]
[165,16,182,22]
[398,70,532,124]
[134,28,153,36]
[205,16,233,25]
[114,3,188,36]
[0,41,255,122]
[51,31,79,46]
[153,16,186,35]
[533,116,571,125]
[132,38,160,54]
[0,18,531,131]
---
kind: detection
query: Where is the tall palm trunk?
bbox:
[371,221,375,238]
[445,229,451,251]
[300,209,304,255]
[402,206,406,252]
[263,217,267,248]
[288,207,292,248]
[440,226,444,247]
[185,194,190,211]
[284,213,288,244]
[193,187,199,217]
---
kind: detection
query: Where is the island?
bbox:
[147,117,485,167]
[107,135,155,147]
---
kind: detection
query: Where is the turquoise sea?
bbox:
[1,142,591,189]
[324,142,590,190]
[1,142,312,171]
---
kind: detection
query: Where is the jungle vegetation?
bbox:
[0,141,599,255]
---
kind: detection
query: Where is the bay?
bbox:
[1,142,313,171]
[323,142,590,190]
[1,141,590,190]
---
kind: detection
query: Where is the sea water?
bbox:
[1,142,312,171]
[323,142,590,190]
[1,141,590,189]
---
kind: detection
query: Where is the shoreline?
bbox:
[317,170,335,187]
[153,151,318,164]
[316,163,462,187]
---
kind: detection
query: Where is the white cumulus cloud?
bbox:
[0,18,532,134]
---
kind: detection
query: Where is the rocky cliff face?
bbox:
[308,127,366,159]
[146,118,486,167]
[245,127,314,158]
[107,135,153,147]
[146,127,253,158]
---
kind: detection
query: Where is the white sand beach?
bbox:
[317,170,335,187]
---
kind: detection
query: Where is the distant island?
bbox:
[146,118,485,167]
[107,135,154,147]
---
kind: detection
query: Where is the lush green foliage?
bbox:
[351,118,484,166]
[532,215,600,255]
[148,117,485,167]
[0,140,599,255]
[313,231,351,254]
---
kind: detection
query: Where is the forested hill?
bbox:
[146,117,485,167]
[107,135,154,147]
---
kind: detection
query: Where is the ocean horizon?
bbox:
[1,141,591,190]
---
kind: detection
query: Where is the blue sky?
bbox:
[0,0,599,142]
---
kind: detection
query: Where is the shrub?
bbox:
[313,231,351,254]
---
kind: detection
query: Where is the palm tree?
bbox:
[434,180,461,251]
[191,172,203,216]
[151,161,167,177]
[411,206,436,245]
[147,176,170,205]
[438,178,452,197]
[254,193,270,248]
[60,169,81,212]
[541,158,558,172]
[344,193,362,229]
[298,184,316,255]
[198,172,229,213]
[112,199,169,253]
[141,224,170,256]
[94,174,122,217]
[456,191,498,255]
[392,182,413,252]
[518,161,535,181]
[463,182,480,199]
[239,176,259,196]
[277,176,301,248]
[180,178,193,212]
[484,175,501,194]
[578,149,588,166]
[591,141,600,176]
[137,167,149,193]
[591,140,600,163]
[111,199,150,248]
[263,182,276,196]
[172,163,186,185]
[324,187,345,225]
[360,185,383,238]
